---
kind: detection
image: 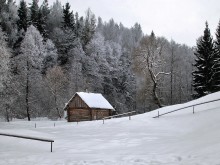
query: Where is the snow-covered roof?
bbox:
[64,92,114,110]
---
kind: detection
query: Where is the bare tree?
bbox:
[134,32,170,108]
[44,66,67,118]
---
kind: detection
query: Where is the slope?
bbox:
[1,92,220,165]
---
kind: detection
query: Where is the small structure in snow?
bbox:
[64,92,115,122]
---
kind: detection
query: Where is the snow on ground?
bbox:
[1,92,220,165]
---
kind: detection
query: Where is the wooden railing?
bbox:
[0,133,54,152]
[153,98,220,118]
[102,111,136,124]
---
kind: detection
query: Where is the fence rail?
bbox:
[0,133,54,152]
[153,98,220,118]
[102,111,136,124]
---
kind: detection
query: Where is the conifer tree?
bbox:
[62,2,75,30]
[17,0,28,31]
[193,22,215,98]
[0,0,6,14]
[212,20,220,92]
[30,0,39,27]
[82,8,96,49]
[75,12,83,38]
[47,0,63,32]
[0,0,18,46]
[41,0,50,17]
[37,0,50,38]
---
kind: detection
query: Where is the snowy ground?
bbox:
[1,93,220,165]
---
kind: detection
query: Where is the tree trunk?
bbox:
[152,81,163,108]
[170,47,174,105]
[5,104,10,122]
[149,68,163,108]
[54,93,62,119]
[26,60,31,121]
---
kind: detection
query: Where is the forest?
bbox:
[0,0,195,121]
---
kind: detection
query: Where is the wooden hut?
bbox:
[64,92,115,122]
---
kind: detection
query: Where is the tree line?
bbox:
[0,0,195,121]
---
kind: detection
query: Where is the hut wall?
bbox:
[68,108,91,122]
[91,109,112,120]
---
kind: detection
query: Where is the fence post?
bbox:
[54,123,55,127]
[193,106,195,114]
[103,119,104,124]
[51,142,53,152]
[158,111,159,118]
[129,113,131,120]
[35,123,36,128]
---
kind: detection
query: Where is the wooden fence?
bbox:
[102,111,136,124]
[0,133,54,152]
[153,98,220,118]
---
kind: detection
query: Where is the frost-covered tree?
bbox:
[47,0,63,33]
[67,40,85,93]
[131,23,143,47]
[19,25,46,121]
[134,32,170,108]
[84,32,107,92]
[44,66,67,118]
[40,0,50,18]
[0,27,12,121]
[51,27,76,66]
[0,0,6,13]
[82,8,96,49]
[1,0,18,46]
[42,39,58,74]
[193,22,215,98]
[0,28,10,93]
[75,12,84,38]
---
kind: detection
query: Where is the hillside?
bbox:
[1,92,220,164]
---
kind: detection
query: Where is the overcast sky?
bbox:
[27,0,220,47]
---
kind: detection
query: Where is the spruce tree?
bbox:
[75,12,82,38]
[30,0,39,27]
[62,2,75,30]
[212,20,220,92]
[17,0,28,31]
[37,0,50,39]
[82,8,96,50]
[0,0,6,13]
[193,22,215,98]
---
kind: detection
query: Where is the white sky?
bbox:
[27,0,220,47]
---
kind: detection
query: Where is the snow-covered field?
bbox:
[1,92,220,165]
